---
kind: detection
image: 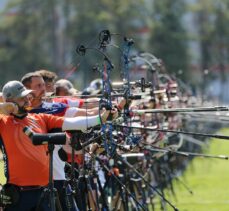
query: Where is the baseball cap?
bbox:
[2,81,33,101]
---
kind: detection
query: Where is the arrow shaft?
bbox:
[132,106,229,114]
[114,124,229,140]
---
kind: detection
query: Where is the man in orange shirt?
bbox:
[21,72,125,211]
[0,80,111,210]
[21,72,99,211]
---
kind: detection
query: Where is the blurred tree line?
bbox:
[0,0,228,89]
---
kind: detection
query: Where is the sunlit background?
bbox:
[0,1,229,211]
[0,0,228,103]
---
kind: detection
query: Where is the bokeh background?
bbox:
[0,1,229,211]
[0,0,228,103]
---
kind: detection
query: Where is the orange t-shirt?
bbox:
[0,113,64,186]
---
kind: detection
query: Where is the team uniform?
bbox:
[29,101,68,117]
[29,101,81,211]
[0,80,101,210]
[0,110,100,210]
[0,113,63,210]
[52,97,84,108]
[29,101,80,180]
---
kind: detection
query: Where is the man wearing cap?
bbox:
[0,80,111,210]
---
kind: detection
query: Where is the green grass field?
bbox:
[154,128,229,211]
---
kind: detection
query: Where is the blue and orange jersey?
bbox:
[0,113,64,186]
[29,102,68,117]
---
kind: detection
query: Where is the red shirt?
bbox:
[0,113,64,186]
[53,97,84,108]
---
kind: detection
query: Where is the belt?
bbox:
[19,185,45,191]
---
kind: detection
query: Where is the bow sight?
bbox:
[52,29,229,211]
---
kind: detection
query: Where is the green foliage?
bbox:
[65,0,149,85]
[0,0,57,84]
[188,0,229,74]
[0,0,228,87]
[149,0,188,78]
[0,0,150,87]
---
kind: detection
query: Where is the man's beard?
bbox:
[29,91,45,107]
[14,103,29,118]
[17,106,28,115]
[37,90,45,99]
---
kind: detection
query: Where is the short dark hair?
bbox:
[35,69,58,83]
[21,72,41,88]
